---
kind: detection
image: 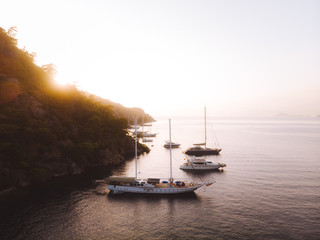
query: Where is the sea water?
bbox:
[1,117,319,239]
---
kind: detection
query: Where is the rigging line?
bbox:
[172,149,181,165]
[184,155,207,188]
[171,133,180,144]
[210,123,220,147]
[180,153,215,191]
[215,153,224,164]
[179,145,186,155]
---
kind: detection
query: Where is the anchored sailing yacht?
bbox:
[185,107,222,156]
[180,156,226,171]
[106,119,213,194]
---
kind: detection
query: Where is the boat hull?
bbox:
[164,145,180,148]
[142,133,157,137]
[107,184,204,194]
[185,148,221,156]
[180,165,223,170]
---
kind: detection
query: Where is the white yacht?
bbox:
[180,156,226,171]
[142,138,153,143]
[106,119,213,194]
[163,140,180,148]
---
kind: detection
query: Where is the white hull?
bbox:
[143,133,157,137]
[107,184,204,194]
[180,165,223,170]
[164,144,180,148]
[180,156,226,171]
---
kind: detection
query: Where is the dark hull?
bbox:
[185,147,221,156]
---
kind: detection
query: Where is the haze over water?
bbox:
[2,0,319,117]
[1,117,319,239]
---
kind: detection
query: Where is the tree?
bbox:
[7,26,17,38]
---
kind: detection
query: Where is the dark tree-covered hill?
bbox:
[0,27,150,192]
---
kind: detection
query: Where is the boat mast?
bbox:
[142,114,144,132]
[135,116,138,180]
[169,119,173,183]
[204,106,207,149]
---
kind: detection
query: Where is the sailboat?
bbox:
[185,107,222,156]
[105,118,213,194]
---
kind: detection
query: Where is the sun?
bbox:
[54,69,75,86]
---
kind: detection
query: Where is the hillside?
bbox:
[0,27,150,192]
[88,94,155,125]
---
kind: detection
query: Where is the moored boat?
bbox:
[143,138,153,143]
[163,140,180,148]
[106,176,206,194]
[185,145,221,156]
[180,156,226,171]
[142,132,157,137]
[185,107,222,156]
[106,118,213,194]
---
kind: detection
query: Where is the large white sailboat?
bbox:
[185,107,222,156]
[106,118,213,194]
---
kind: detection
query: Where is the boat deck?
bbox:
[154,182,197,188]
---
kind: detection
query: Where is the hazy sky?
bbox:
[1,0,319,117]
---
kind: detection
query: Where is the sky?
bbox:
[1,0,319,117]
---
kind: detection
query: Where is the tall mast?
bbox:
[169,119,173,183]
[142,114,144,132]
[204,106,207,149]
[135,116,138,180]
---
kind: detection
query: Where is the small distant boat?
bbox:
[143,138,153,143]
[132,130,144,135]
[142,132,157,137]
[140,123,152,127]
[106,118,213,194]
[140,115,157,137]
[163,140,180,148]
[185,107,222,156]
[180,156,226,171]
[132,130,156,138]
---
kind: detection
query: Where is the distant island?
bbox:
[275,113,319,118]
[0,27,151,193]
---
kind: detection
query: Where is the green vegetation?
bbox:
[0,27,150,191]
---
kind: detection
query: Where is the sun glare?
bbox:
[54,70,74,86]
[6,0,316,117]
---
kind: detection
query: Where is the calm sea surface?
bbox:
[1,117,320,239]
